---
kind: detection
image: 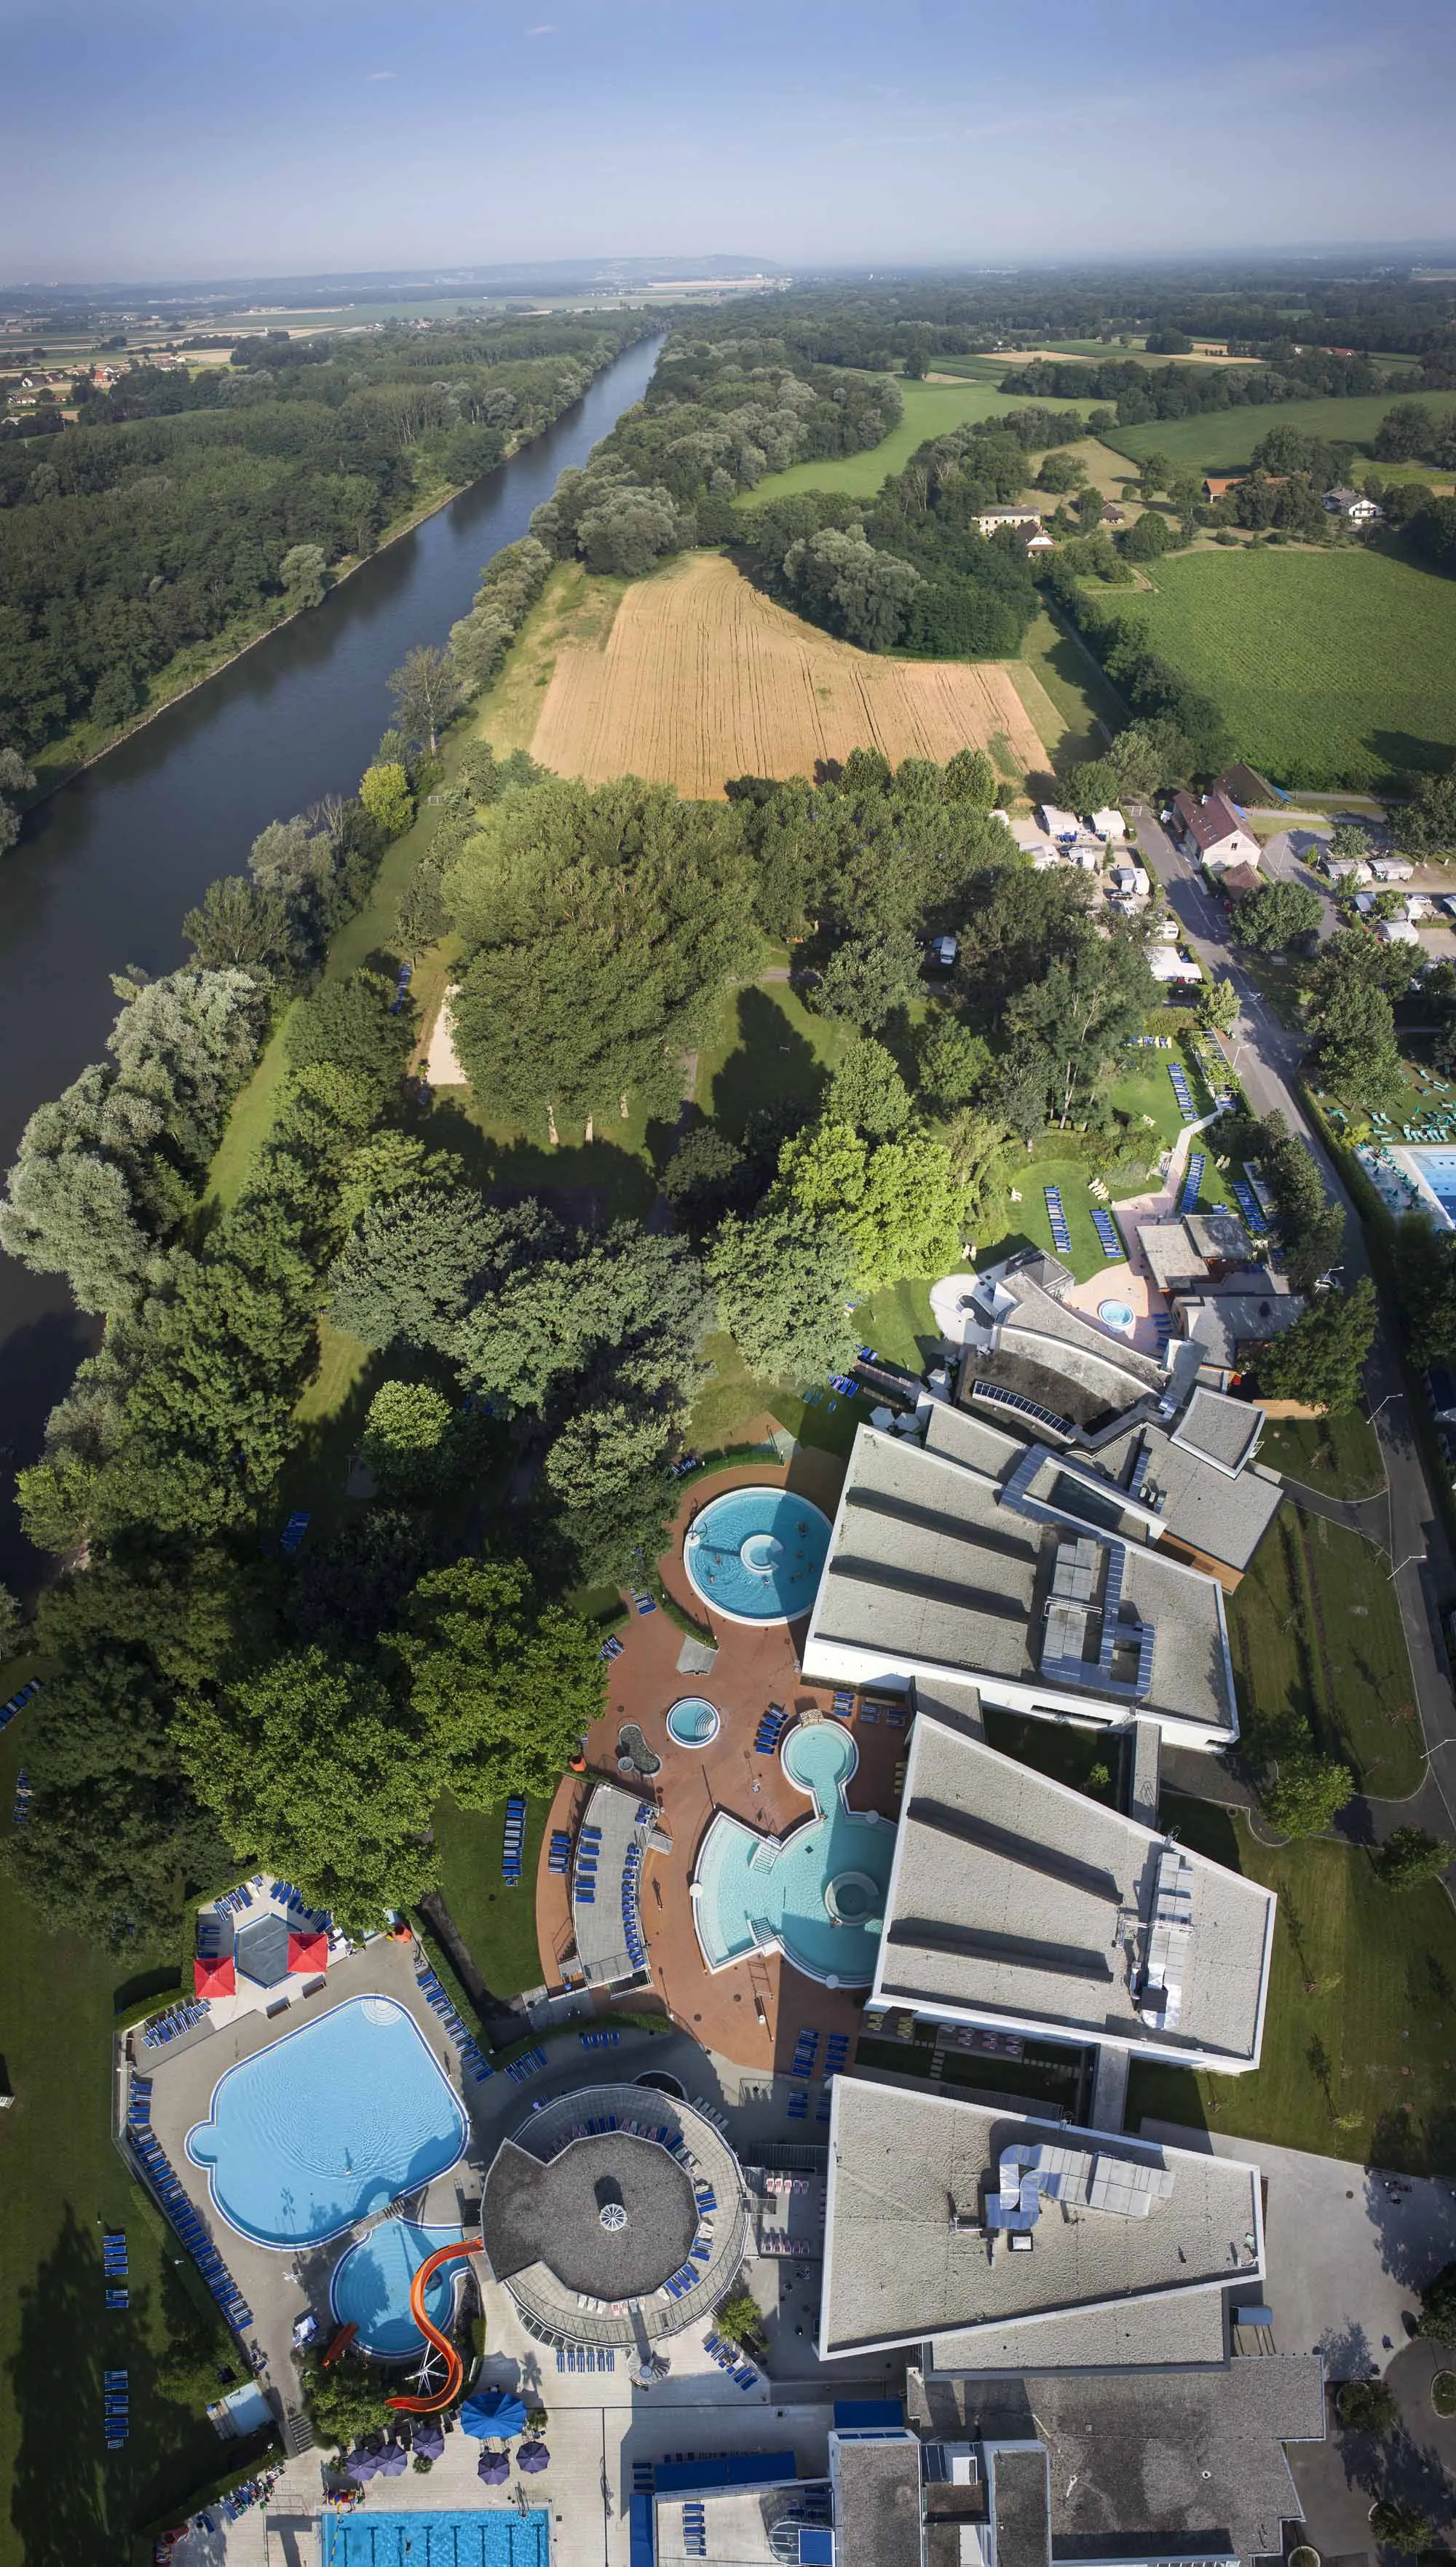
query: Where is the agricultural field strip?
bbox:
[523,553,1047,795]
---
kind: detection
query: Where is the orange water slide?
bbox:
[386,2236,478,2416]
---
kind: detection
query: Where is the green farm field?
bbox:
[1104,388,1456,474]
[734,375,1084,505]
[1105,545,1456,785]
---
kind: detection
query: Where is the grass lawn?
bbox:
[1256,1410,1386,1500]
[1103,545,1456,788]
[983,1706,1120,1802]
[732,376,1084,507]
[430,1793,551,2000]
[1010,606,1125,766]
[1225,1504,1423,1797]
[0,1710,244,2567]
[1126,1794,1456,2173]
[1103,389,1456,475]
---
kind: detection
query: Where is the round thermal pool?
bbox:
[1098,1299,1135,1334]
[665,1696,721,1749]
[683,1486,832,1623]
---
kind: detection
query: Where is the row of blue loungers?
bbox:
[1043,1186,1072,1256]
[416,1967,494,2082]
[682,2500,707,2557]
[507,2044,547,2085]
[1178,1152,1206,1217]
[1168,1064,1198,1123]
[574,1821,602,1904]
[0,1676,40,1733]
[548,1830,572,1873]
[1230,1178,1267,1235]
[703,2332,759,2389]
[129,2089,253,2333]
[556,2342,617,2372]
[755,1702,788,1754]
[1091,1209,1120,1259]
[502,1795,526,1886]
[622,1843,646,1971]
[104,2369,129,2451]
[103,2230,128,2311]
[143,2000,210,2049]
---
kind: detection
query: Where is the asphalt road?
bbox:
[1128,799,1456,1841]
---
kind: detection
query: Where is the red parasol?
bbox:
[194,1954,235,1998]
[288,1929,329,1977]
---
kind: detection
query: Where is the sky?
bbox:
[2,0,1455,285]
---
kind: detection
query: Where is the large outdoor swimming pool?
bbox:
[1405,1145,1456,1226]
[330,2218,470,2357]
[186,1995,467,2248]
[683,1485,832,1623]
[692,1720,893,1985]
[319,2513,550,2567]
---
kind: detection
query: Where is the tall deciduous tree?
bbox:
[1255,1278,1375,1412]
[445,777,761,1126]
[393,1559,604,1803]
[773,1120,969,1288]
[709,1208,859,1384]
[387,645,464,754]
[183,1650,440,1927]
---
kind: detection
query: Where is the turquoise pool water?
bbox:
[330,2219,470,2357]
[683,1485,831,1623]
[1407,1145,1456,1222]
[666,1696,721,1747]
[186,1995,467,2248]
[319,2513,550,2566]
[692,1721,893,1985]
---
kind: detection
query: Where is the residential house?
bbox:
[1203,475,1243,502]
[1090,805,1126,839]
[1149,946,1202,984]
[1100,503,1126,524]
[1324,486,1382,523]
[1173,789,1262,874]
[976,505,1043,537]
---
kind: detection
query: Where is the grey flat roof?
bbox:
[1172,1385,1264,1475]
[572,1780,652,1985]
[1178,1287,1305,1369]
[928,2280,1228,2373]
[835,2438,924,2567]
[1099,1421,1284,1573]
[821,2080,1262,2359]
[989,2445,1051,2567]
[481,2129,697,2297]
[1187,1211,1254,1266]
[1138,1221,1208,1291]
[809,1428,1237,1736]
[910,2363,1326,2567]
[873,1712,1273,2060]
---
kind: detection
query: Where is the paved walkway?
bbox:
[1129,801,1456,1851]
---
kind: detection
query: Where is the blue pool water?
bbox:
[1407,1145,1456,1222]
[692,1720,893,1985]
[665,1696,721,1747]
[683,1485,831,1623]
[319,2512,550,2567]
[186,1995,467,2247]
[330,2220,470,2357]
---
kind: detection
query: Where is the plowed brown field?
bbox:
[525,552,1048,796]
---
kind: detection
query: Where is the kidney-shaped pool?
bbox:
[186,1994,468,2248]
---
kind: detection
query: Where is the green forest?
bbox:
[0,312,652,769]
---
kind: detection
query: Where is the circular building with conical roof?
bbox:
[478,2086,748,2349]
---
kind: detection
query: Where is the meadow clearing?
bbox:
[514,551,1053,795]
[733,373,1085,503]
[1104,386,1456,473]
[1107,543,1456,784]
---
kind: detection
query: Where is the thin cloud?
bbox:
[526,23,555,33]
[365,70,395,80]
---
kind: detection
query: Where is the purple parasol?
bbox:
[517,2442,550,2473]
[377,2441,408,2477]
[411,2417,446,2461]
[344,2449,381,2483]
[478,2450,512,2485]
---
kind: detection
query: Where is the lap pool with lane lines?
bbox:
[691,1720,893,1986]
[185,1994,468,2248]
[320,2512,550,2566]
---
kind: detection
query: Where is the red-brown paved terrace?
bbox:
[534,1447,906,2077]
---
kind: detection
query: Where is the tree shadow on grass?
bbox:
[709,985,829,1144]
[1367,730,1453,781]
[422,1096,657,1227]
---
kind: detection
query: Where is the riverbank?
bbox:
[18,336,656,805]
[0,333,665,1591]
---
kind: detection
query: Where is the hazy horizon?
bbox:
[2,0,1454,288]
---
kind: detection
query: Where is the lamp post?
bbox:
[1387,1549,1425,1584]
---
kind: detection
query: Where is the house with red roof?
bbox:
[1172,789,1262,875]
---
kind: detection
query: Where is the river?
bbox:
[0,333,662,1587]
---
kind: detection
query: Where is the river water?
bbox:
[0,333,662,1585]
